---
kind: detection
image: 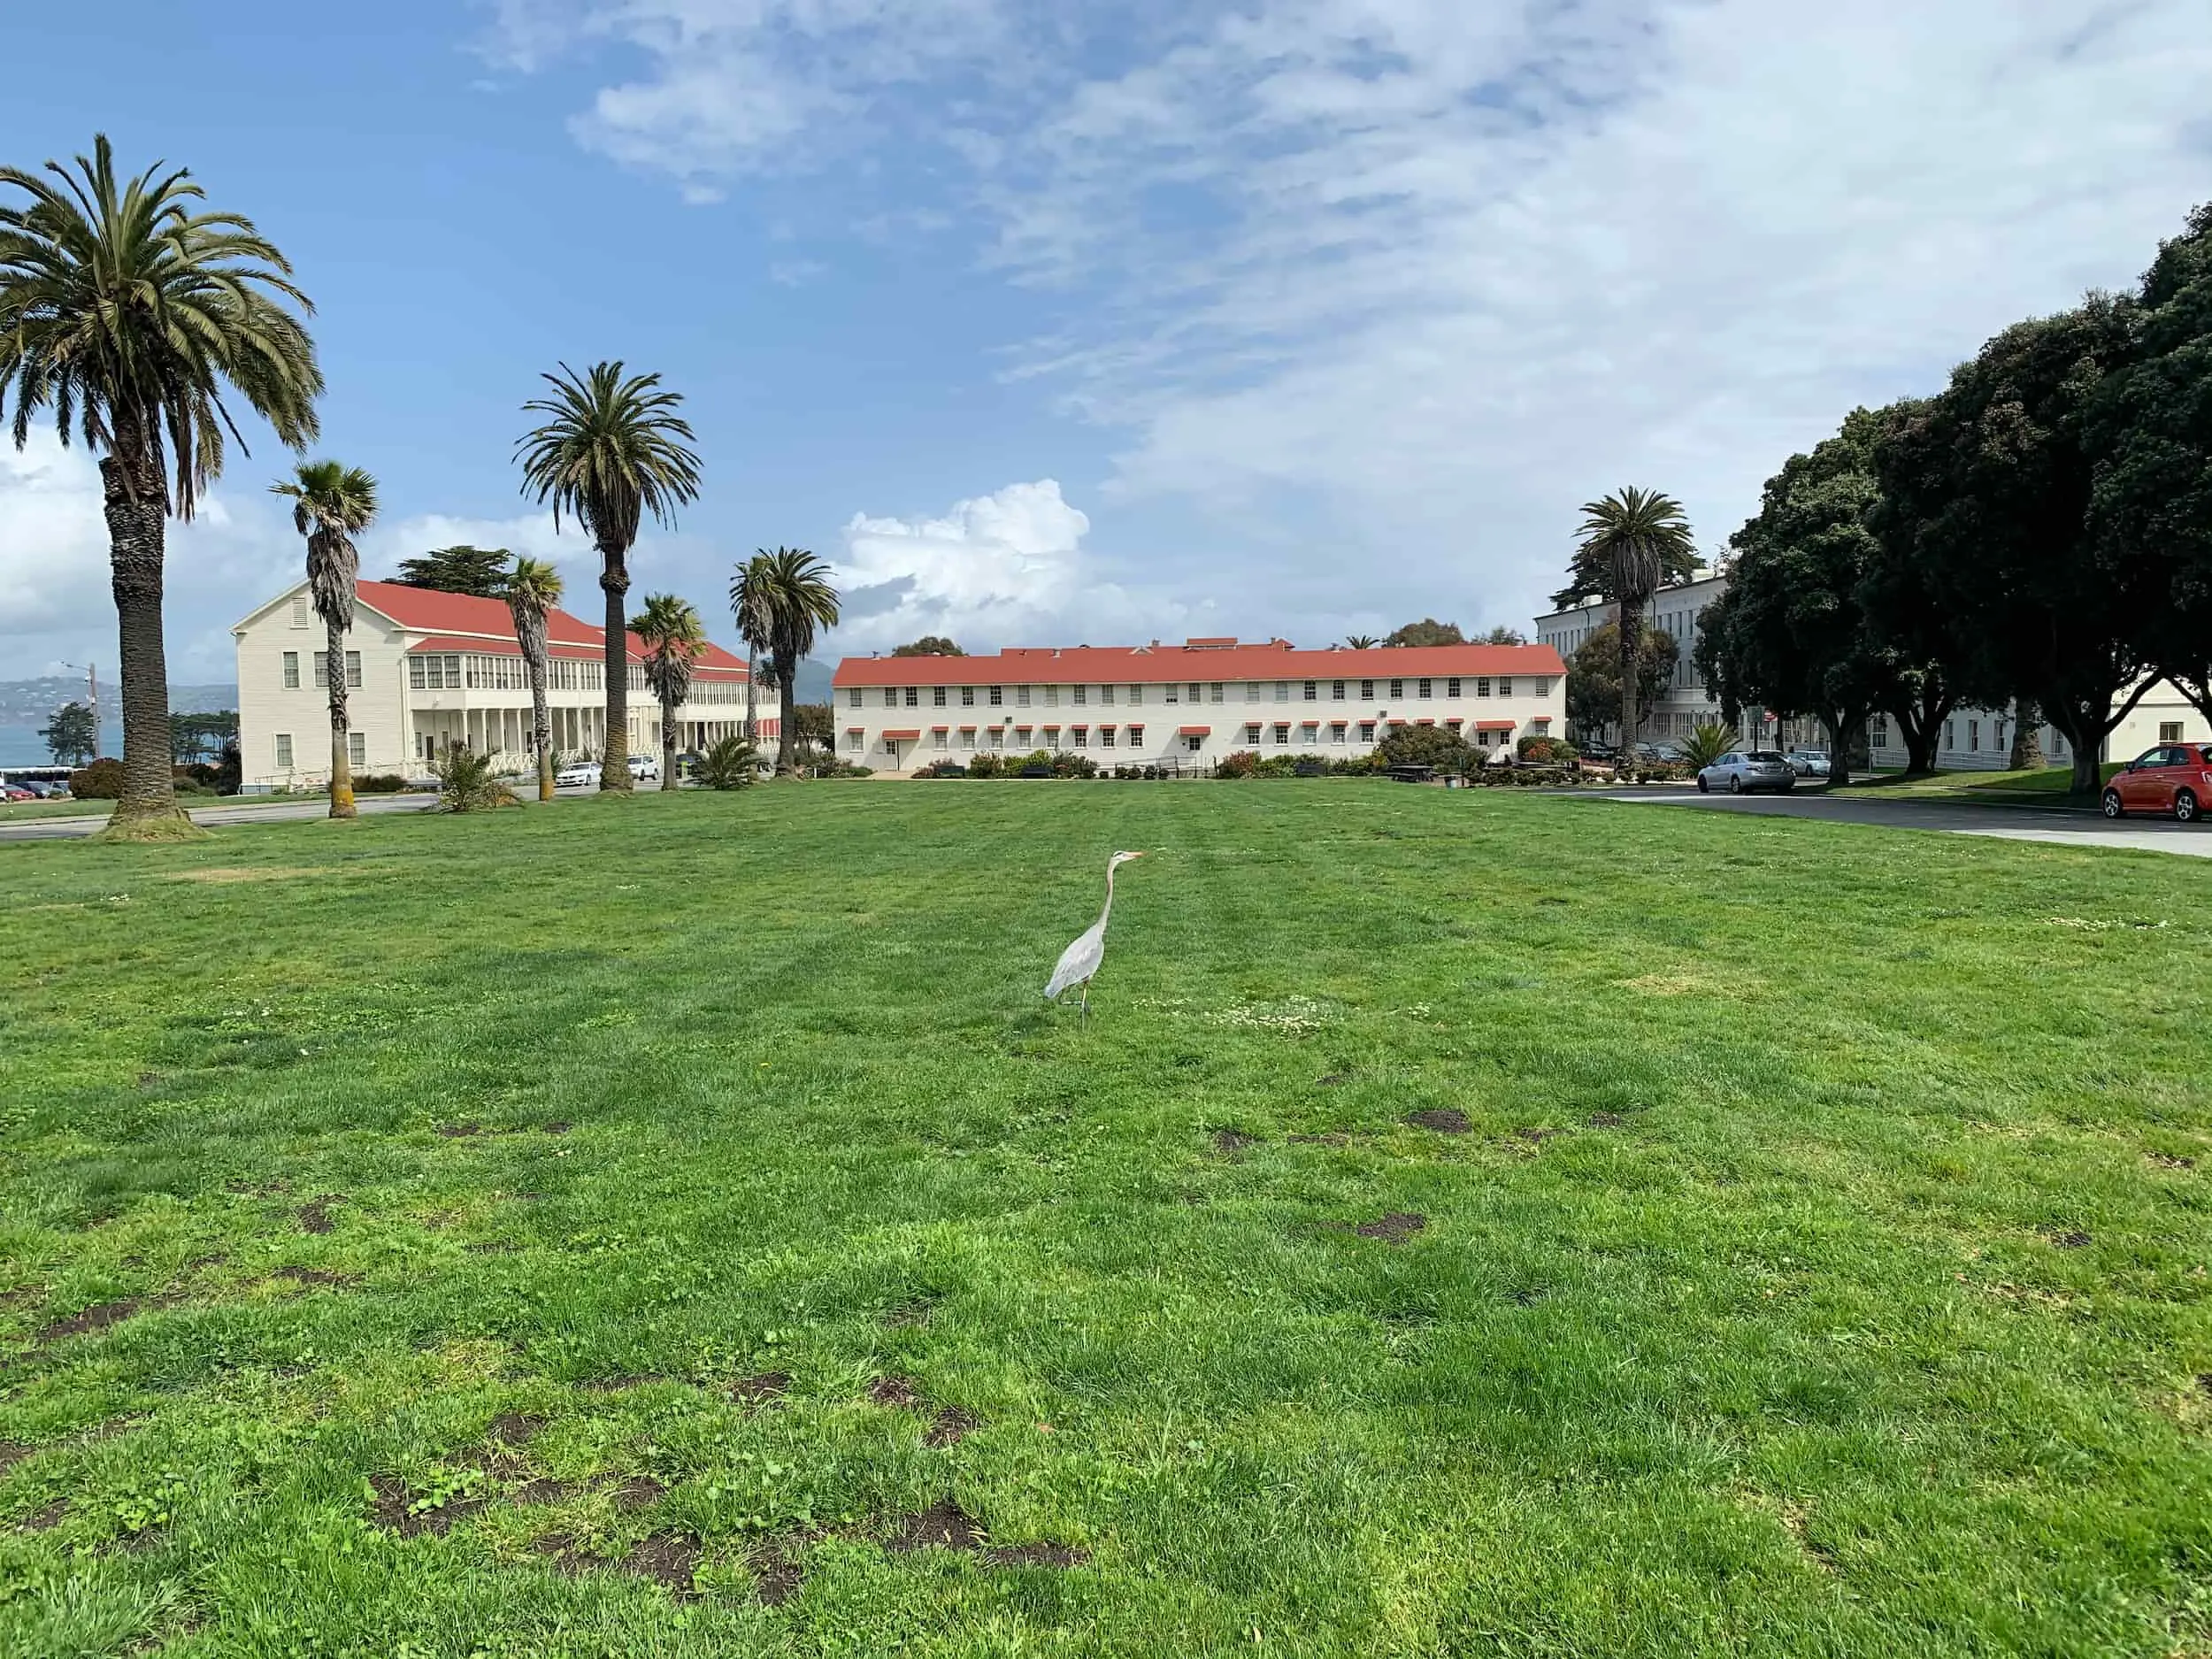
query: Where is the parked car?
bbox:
[1578,741,1620,761]
[1697,749,1796,794]
[1633,741,1685,763]
[1786,748,1832,778]
[2102,743,2212,822]
[627,753,660,781]
[2,784,36,803]
[554,761,597,788]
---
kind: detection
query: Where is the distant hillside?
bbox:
[0,677,235,724]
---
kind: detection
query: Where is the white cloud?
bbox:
[474,1,2212,634]
[827,479,1191,653]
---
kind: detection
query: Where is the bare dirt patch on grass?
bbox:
[730,1371,789,1405]
[869,1375,921,1409]
[1355,1213,1427,1244]
[271,1265,357,1289]
[1404,1109,1470,1134]
[1211,1129,1258,1156]
[36,1296,178,1345]
[296,1196,341,1234]
[366,1473,488,1537]
[879,1498,1086,1567]
[1586,1111,1624,1128]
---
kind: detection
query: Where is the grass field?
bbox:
[2,785,2208,1657]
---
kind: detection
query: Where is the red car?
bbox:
[2102,743,2212,822]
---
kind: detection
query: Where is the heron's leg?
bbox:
[1079,983,1089,1024]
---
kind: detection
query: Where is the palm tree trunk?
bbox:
[528,657,553,802]
[662,692,679,791]
[97,443,199,840]
[325,615,357,818]
[600,552,632,793]
[1617,601,1644,749]
[745,646,758,746]
[776,650,798,774]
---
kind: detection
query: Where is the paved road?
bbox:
[0,787,601,843]
[1576,787,2212,859]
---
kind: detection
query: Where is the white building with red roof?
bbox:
[831,637,1566,773]
[231,580,768,787]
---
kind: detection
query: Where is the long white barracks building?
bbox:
[233,580,770,788]
[831,637,1568,772]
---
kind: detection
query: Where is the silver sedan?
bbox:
[1696,749,1797,795]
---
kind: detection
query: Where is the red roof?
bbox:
[832,638,1564,688]
[356,580,748,674]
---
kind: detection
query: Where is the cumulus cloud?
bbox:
[827,479,1190,654]
[495,0,2212,636]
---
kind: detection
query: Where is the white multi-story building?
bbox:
[232,580,771,788]
[1535,576,2205,768]
[830,637,1568,773]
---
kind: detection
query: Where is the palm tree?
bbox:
[1574,488,1695,748]
[631,593,706,793]
[728,552,775,746]
[515,362,700,794]
[271,460,377,818]
[1343,634,1379,650]
[746,547,841,774]
[503,557,565,802]
[0,135,320,838]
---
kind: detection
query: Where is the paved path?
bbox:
[0,788,600,844]
[1576,787,2212,859]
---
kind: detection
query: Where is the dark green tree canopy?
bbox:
[1478,626,1527,645]
[40,700,97,764]
[892,635,965,657]
[1566,623,1674,737]
[1383,618,1463,647]
[1550,512,1704,609]
[394,545,513,597]
[1375,721,1474,772]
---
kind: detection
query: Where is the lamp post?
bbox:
[58,661,99,762]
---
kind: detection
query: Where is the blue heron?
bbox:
[1044,850,1147,1020]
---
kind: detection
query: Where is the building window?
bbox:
[1477,677,1492,697]
[1388,678,1403,699]
[957,729,974,749]
[1101,726,1117,747]
[1245,682,1262,703]
[988,727,1004,749]
[933,686,947,706]
[988,687,1003,706]
[2159,721,2183,742]
[1359,679,1374,700]
[1497,677,1513,697]
[1332,680,1346,700]
[883,687,898,709]
[1359,721,1376,743]
[846,730,864,751]
[274,733,294,769]
[1944,720,1956,749]
[1244,723,1262,743]
[348,732,366,768]
[1303,680,1317,701]
[1968,719,1979,750]
[1210,682,1224,703]
[1126,725,1143,746]
[1071,726,1087,749]
[1186,734,1204,753]
[311,650,363,689]
[408,657,426,690]
[1330,722,1347,743]
[283,651,300,688]
[1271,722,1290,745]
[933,729,948,749]
[1018,685,1032,706]
[1872,715,1891,748]
[289,595,310,628]
[1046,685,1060,707]
[1417,678,1432,698]
[1100,685,1116,705]
[1164,683,1179,703]
[1447,677,1461,696]
[905,687,920,707]
[1298,725,1317,745]
[1072,685,1087,705]
[1275,680,1290,702]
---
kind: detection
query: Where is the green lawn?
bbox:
[3,785,2208,1657]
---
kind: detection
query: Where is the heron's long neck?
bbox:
[1098,864,1118,932]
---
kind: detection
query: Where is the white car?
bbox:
[555,761,597,787]
[627,754,660,781]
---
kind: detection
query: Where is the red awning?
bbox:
[1302,718,1320,726]
[959,724,978,732]
[1416,718,1434,726]
[845,726,865,733]
[1179,726,1211,735]
[931,725,949,732]
[883,729,920,740]
[1445,717,1463,726]
[1477,719,1514,731]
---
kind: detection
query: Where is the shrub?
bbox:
[964,751,1002,778]
[1376,723,1475,774]
[354,773,411,794]
[697,735,764,790]
[913,758,968,779]
[68,757,125,799]
[430,747,518,812]
[214,740,242,796]
[1517,733,1579,763]
[1678,720,1735,770]
[1214,750,1259,779]
[1052,753,1097,779]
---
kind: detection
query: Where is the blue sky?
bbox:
[4,0,2210,683]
